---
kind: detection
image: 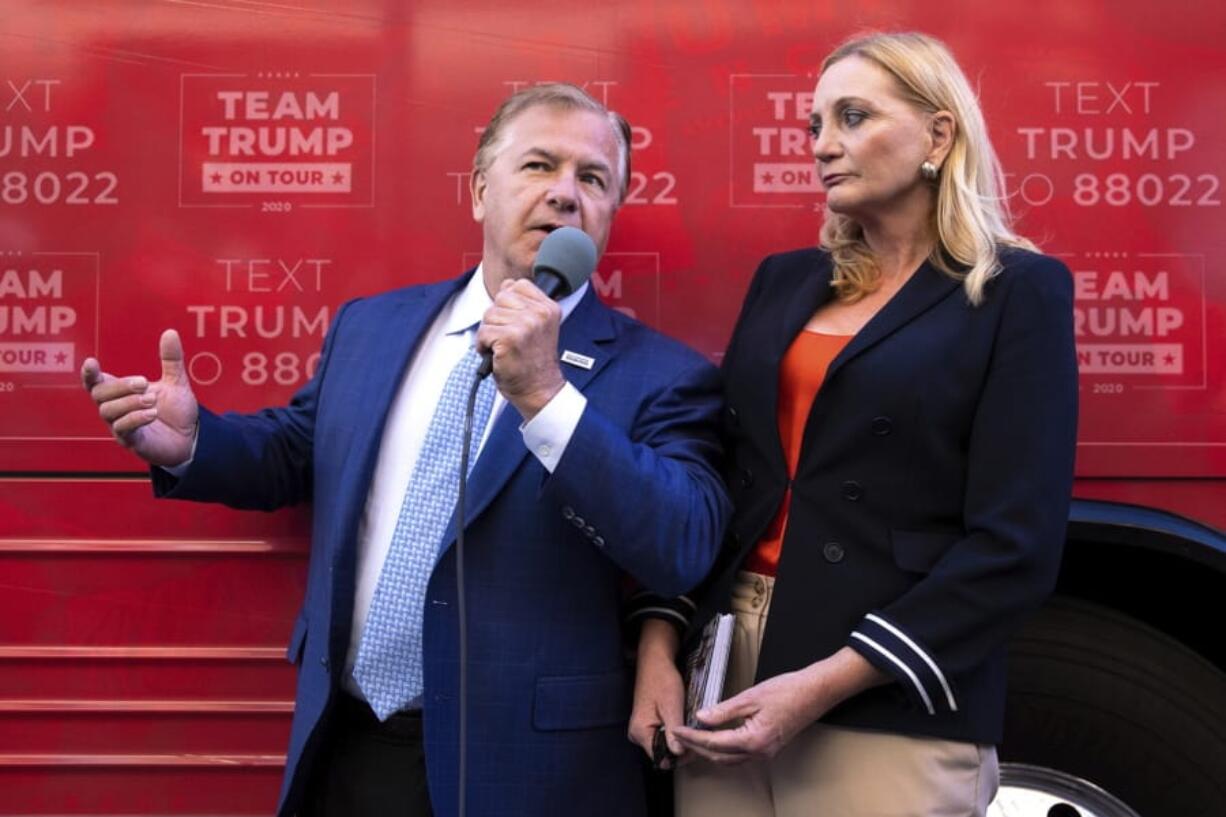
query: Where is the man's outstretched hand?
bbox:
[81,329,199,467]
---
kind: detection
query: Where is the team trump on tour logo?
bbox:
[1071,252,1206,387]
[0,253,98,383]
[728,75,824,207]
[179,73,375,207]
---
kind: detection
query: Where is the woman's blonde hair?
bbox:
[818,32,1035,305]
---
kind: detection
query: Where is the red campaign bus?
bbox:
[1,3,1223,815]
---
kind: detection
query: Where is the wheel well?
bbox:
[1057,536,1225,673]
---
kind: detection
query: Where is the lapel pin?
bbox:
[561,350,595,370]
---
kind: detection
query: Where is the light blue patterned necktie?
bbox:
[353,343,497,719]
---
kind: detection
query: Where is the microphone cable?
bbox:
[450,228,594,816]
[453,365,484,817]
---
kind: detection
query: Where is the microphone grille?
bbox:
[535,226,597,294]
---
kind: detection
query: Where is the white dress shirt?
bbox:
[340,268,589,699]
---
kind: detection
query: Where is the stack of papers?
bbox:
[684,613,735,728]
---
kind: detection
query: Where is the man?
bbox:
[81,84,729,816]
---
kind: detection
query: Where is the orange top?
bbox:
[744,330,853,577]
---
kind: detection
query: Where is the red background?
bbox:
[1,1,1223,813]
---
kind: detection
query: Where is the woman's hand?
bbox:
[672,647,888,765]
[629,619,687,769]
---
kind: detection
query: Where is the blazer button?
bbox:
[871,416,893,436]
[841,480,864,501]
[319,656,330,670]
[562,506,575,520]
[823,542,845,563]
[572,515,586,529]
[584,524,596,537]
[592,535,605,548]
[740,468,754,488]
[727,406,741,427]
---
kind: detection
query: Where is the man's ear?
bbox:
[470,168,487,222]
[928,111,956,167]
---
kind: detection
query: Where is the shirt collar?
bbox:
[443,263,590,335]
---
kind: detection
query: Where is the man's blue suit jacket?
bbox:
[154,272,730,817]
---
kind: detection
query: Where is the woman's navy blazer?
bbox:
[640,246,1078,745]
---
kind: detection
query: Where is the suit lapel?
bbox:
[823,259,960,384]
[553,286,618,392]
[438,286,618,552]
[737,255,834,476]
[788,259,960,486]
[738,254,958,483]
[331,275,469,563]
[777,259,834,357]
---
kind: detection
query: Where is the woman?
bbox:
[628,31,1078,816]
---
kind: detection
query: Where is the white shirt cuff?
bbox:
[520,382,586,473]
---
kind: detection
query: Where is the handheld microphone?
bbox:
[476,225,597,378]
